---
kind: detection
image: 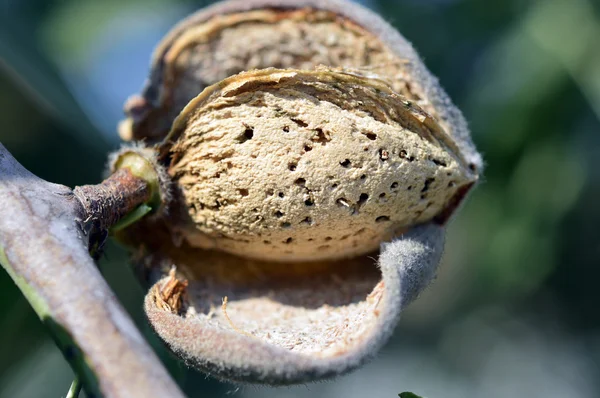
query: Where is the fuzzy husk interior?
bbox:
[127,220,444,384]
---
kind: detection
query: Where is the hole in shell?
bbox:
[376,216,390,223]
[357,193,369,207]
[300,217,312,225]
[400,150,414,161]
[291,118,308,128]
[379,149,389,161]
[422,178,435,193]
[363,131,377,140]
[236,126,254,143]
[340,159,351,168]
[312,128,330,144]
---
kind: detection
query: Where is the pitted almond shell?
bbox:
[161,68,475,261]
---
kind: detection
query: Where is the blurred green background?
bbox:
[0,0,599,396]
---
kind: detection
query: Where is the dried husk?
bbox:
[140,222,445,385]
[119,0,483,175]
[121,5,435,144]
[116,0,483,385]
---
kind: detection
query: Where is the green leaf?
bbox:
[399,393,424,398]
[110,204,153,232]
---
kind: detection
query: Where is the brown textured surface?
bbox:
[74,168,151,233]
[121,8,436,144]
[154,267,189,314]
[163,68,474,261]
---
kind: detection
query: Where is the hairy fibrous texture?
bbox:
[139,223,444,384]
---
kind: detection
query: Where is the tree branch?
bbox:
[0,143,184,398]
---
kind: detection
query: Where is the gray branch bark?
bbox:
[0,143,184,398]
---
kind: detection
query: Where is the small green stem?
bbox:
[67,376,82,398]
